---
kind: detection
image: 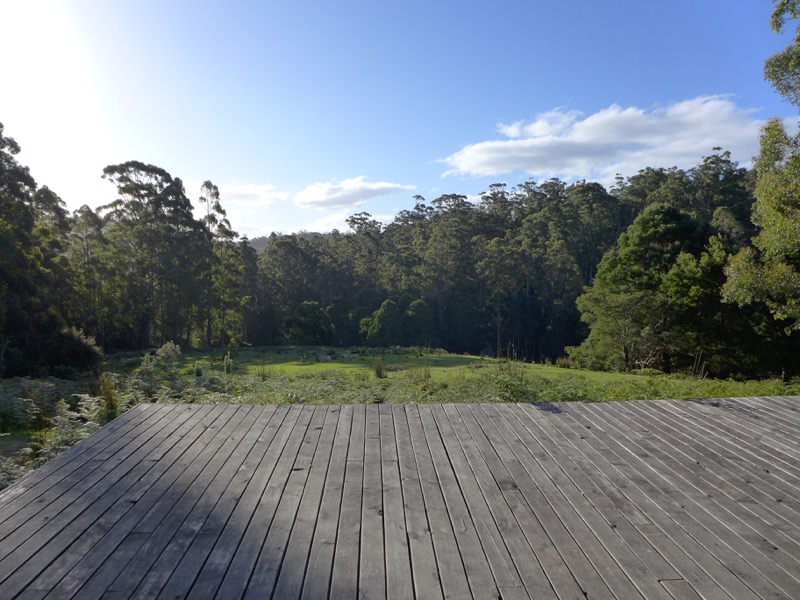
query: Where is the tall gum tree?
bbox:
[723,1,800,331]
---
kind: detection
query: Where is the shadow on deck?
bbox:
[0,396,798,599]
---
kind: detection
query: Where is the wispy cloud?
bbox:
[293,176,416,210]
[287,211,399,234]
[442,96,763,184]
[219,182,288,210]
[187,181,289,238]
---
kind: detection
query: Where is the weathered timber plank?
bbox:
[185,404,302,599]
[714,397,800,448]
[394,405,444,600]
[662,401,800,491]
[651,401,800,522]
[39,405,259,600]
[98,405,249,597]
[0,398,795,599]
[329,406,364,600]
[463,402,610,600]
[452,404,574,600]
[546,403,739,600]
[243,406,329,599]
[490,404,652,600]
[491,404,674,600]
[155,405,282,599]
[405,404,472,600]
[380,405,413,600]
[0,403,152,511]
[0,404,215,599]
[300,404,352,600]
[735,397,800,432]
[270,406,341,600]
[577,402,775,600]
[659,578,704,600]
[357,406,386,600]
[632,401,800,532]
[428,404,529,600]
[130,405,271,598]
[617,401,800,574]
[601,401,800,599]
[416,405,501,600]
[499,404,680,583]
[212,405,316,599]
[0,404,180,544]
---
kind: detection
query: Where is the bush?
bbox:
[45,328,104,375]
[0,393,36,432]
[372,358,386,379]
[0,457,30,492]
[30,398,102,467]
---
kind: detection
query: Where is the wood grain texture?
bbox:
[0,397,796,599]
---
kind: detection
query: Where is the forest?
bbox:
[4,4,800,384]
[2,123,799,381]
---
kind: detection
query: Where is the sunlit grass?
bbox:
[105,345,789,405]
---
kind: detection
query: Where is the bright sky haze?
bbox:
[1,0,793,238]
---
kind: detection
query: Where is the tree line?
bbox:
[2,120,798,379]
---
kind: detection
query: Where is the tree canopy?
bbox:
[723,1,800,333]
[1,92,798,379]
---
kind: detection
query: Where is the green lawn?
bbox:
[105,345,789,405]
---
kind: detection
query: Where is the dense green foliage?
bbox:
[723,2,800,335]
[2,2,799,379]
[2,115,798,379]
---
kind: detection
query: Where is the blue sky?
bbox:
[0,0,794,238]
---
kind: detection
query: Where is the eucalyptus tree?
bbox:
[100,161,211,347]
[257,232,349,342]
[0,123,40,374]
[476,183,521,238]
[380,199,431,296]
[63,205,108,342]
[418,195,482,348]
[0,124,103,374]
[723,2,800,334]
[360,299,404,347]
[343,212,384,292]
[197,180,246,346]
[565,180,625,284]
[473,233,522,357]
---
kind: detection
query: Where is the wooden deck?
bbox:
[0,397,798,599]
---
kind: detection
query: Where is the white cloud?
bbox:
[498,108,582,139]
[218,182,288,211]
[293,176,416,210]
[184,180,289,238]
[291,212,352,234]
[288,211,398,234]
[443,96,763,184]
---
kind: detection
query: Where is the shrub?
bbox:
[372,358,386,379]
[0,457,30,492]
[30,398,102,467]
[224,351,233,376]
[0,393,36,432]
[45,328,104,375]
[97,372,118,423]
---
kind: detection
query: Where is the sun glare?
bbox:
[1,0,116,207]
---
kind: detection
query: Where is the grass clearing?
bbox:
[105,345,789,405]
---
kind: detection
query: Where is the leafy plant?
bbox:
[372,357,386,379]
